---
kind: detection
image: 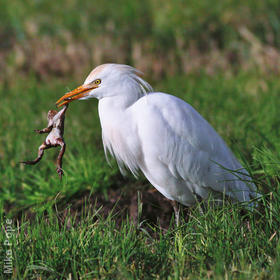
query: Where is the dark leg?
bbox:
[56,139,66,179]
[22,143,49,165]
[170,200,180,226]
[34,126,52,134]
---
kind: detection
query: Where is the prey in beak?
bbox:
[56,84,98,107]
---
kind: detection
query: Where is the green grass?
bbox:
[2,0,280,47]
[1,71,280,279]
[2,0,280,81]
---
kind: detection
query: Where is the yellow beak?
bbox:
[56,84,98,107]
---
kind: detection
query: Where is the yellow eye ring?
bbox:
[95,79,101,85]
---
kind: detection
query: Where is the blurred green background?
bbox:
[1,0,280,82]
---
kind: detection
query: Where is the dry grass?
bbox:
[2,0,280,82]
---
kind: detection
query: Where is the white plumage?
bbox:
[57,63,259,210]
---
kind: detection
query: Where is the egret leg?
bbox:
[170,200,180,226]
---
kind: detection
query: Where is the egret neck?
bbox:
[98,84,145,176]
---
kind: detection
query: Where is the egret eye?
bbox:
[95,79,101,85]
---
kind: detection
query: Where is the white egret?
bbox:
[56,63,259,223]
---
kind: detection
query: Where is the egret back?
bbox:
[128,92,258,206]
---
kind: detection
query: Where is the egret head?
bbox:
[56,64,153,107]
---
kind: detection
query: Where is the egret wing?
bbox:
[132,92,257,202]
